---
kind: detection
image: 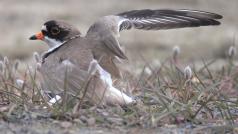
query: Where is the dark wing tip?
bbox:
[198,19,221,26]
[213,14,223,19]
[177,9,223,19]
[212,20,221,25]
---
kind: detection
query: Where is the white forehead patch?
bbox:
[41,25,47,31]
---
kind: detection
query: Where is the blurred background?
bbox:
[0,0,237,65]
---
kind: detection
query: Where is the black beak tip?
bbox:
[29,35,37,40]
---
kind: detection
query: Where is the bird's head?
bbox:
[29,20,81,47]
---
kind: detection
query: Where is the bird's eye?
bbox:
[51,27,60,35]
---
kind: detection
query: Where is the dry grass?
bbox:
[0,45,237,133]
[0,1,238,133]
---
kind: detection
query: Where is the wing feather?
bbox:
[86,9,222,78]
[117,9,222,31]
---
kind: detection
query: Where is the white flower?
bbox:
[88,59,98,75]
[14,60,20,71]
[33,52,41,63]
[228,46,236,57]
[184,66,192,79]
[0,61,3,73]
[36,63,42,71]
[62,60,74,72]
[172,46,180,58]
[16,79,24,88]
[3,56,9,66]
[144,67,152,76]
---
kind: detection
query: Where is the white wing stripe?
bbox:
[169,15,202,21]
[161,16,192,23]
[178,9,213,15]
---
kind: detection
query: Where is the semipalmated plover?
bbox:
[29,9,222,105]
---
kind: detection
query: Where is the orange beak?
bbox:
[29,32,44,40]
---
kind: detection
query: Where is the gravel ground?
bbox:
[0,119,236,134]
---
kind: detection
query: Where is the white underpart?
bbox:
[89,59,112,86]
[16,79,24,88]
[89,59,134,104]
[48,95,61,106]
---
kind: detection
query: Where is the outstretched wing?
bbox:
[86,9,222,59]
[86,9,222,78]
[117,9,222,31]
